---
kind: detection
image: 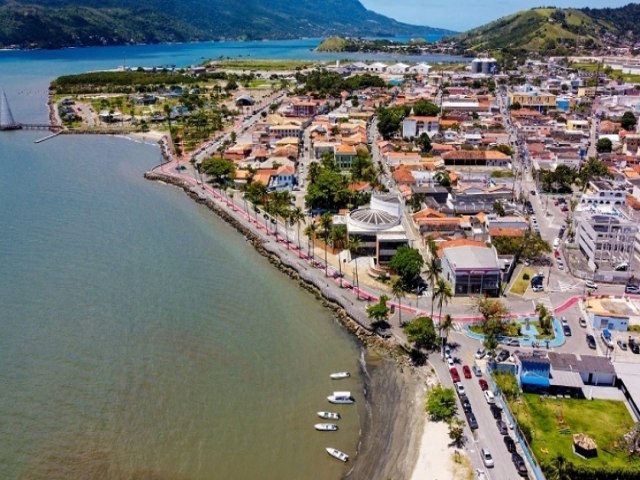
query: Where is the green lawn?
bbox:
[509,393,637,470]
[510,267,535,295]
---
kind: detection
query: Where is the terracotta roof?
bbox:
[413,208,446,220]
[443,150,509,161]
[393,167,416,183]
[488,227,525,237]
[407,116,439,122]
[336,144,357,154]
[348,181,372,192]
[431,143,456,152]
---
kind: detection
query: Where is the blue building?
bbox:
[515,355,550,391]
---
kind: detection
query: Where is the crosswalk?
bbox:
[533,296,555,313]
[552,280,583,293]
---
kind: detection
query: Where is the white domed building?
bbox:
[345,194,409,265]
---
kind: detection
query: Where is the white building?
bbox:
[365,62,387,73]
[580,180,629,206]
[345,194,408,265]
[574,204,638,269]
[387,62,411,74]
[441,245,502,297]
[401,115,440,139]
[409,63,432,75]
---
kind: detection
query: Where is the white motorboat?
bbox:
[329,371,350,379]
[327,391,354,404]
[326,447,349,462]
[317,411,340,420]
[314,423,338,431]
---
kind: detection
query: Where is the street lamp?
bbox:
[338,254,344,288]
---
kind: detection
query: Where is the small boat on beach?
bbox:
[317,411,340,420]
[326,447,349,462]
[327,391,354,404]
[329,371,350,379]
[314,423,338,431]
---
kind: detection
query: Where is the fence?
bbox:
[485,365,547,480]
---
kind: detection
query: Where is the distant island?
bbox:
[0,0,448,50]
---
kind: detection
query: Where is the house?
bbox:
[584,296,640,331]
[366,62,387,73]
[441,244,502,296]
[385,151,423,168]
[334,143,358,170]
[409,63,432,75]
[402,116,440,139]
[291,100,318,117]
[387,62,410,74]
[579,180,629,206]
[442,150,511,167]
[267,165,297,192]
[508,91,556,113]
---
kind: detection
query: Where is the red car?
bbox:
[479,378,489,391]
[450,367,460,383]
[463,365,472,379]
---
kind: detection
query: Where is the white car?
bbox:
[532,285,544,292]
[455,382,465,396]
[447,357,455,367]
[585,280,598,290]
[481,448,494,468]
[553,238,560,248]
[484,390,495,404]
[474,348,486,359]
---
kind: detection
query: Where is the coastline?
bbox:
[143,163,432,478]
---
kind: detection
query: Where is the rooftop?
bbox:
[443,245,499,270]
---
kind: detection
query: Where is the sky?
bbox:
[360,0,637,32]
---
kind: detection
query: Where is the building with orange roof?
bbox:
[488,227,525,238]
[393,167,416,185]
[267,164,297,191]
[431,143,456,155]
[442,149,510,167]
[335,143,358,170]
[385,151,423,167]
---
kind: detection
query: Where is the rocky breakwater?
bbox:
[143,166,410,362]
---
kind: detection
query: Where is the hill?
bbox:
[453,7,616,54]
[0,0,448,49]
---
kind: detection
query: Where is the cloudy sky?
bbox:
[360,0,636,31]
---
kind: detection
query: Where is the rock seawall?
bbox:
[143,169,409,360]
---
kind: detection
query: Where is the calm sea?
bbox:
[0,38,455,479]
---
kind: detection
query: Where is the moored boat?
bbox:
[326,447,349,462]
[314,423,338,431]
[317,411,340,420]
[329,371,350,379]
[327,391,354,404]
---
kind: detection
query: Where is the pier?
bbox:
[0,89,62,132]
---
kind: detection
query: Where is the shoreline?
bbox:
[143,165,431,478]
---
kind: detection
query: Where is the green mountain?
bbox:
[0,0,450,49]
[453,7,617,53]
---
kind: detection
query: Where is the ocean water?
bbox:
[0,40,406,479]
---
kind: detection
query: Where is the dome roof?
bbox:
[348,208,400,231]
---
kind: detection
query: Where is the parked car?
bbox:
[618,340,628,351]
[503,435,516,453]
[455,382,466,396]
[579,317,587,328]
[532,285,544,292]
[530,190,536,196]
[474,348,487,359]
[496,419,508,435]
[563,325,572,337]
[561,205,569,212]
[625,284,640,294]
[512,452,528,477]
[585,280,598,290]
[630,338,640,354]
[450,367,460,383]
[473,365,483,377]
[447,357,455,367]
[479,379,489,391]
[484,390,496,404]
[496,350,510,362]
[586,334,597,349]
[461,395,472,412]
[466,410,479,430]
[463,365,472,379]
[481,448,494,468]
[490,404,502,420]
[508,338,520,347]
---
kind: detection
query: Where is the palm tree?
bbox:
[426,237,439,259]
[290,207,304,256]
[391,278,406,325]
[304,221,318,260]
[535,302,552,336]
[425,256,443,318]
[348,236,362,300]
[439,314,454,359]
[320,212,333,277]
[547,454,569,480]
[434,278,453,322]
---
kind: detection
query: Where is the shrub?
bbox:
[523,273,530,280]
[426,385,457,421]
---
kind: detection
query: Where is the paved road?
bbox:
[431,336,525,480]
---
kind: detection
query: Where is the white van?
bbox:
[553,238,560,248]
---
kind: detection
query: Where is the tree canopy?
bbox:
[596,137,612,153]
[425,385,457,421]
[403,316,438,350]
[377,105,409,140]
[389,246,425,288]
[412,99,439,116]
[621,111,637,131]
